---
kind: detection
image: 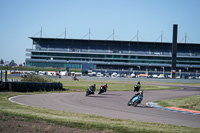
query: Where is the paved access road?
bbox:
[11,84,200,128]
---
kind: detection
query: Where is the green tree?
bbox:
[0,59,3,64]
[9,60,17,66]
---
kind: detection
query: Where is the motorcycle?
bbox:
[86,85,95,96]
[98,84,107,94]
[127,91,143,107]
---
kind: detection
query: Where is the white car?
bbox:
[111,72,118,78]
[152,74,158,78]
[97,72,103,77]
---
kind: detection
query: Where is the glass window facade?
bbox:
[26,37,200,73]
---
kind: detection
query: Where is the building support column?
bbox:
[171,24,178,78]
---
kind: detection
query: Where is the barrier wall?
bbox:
[0,82,64,92]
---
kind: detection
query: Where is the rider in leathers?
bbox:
[131,81,142,101]
[101,84,108,92]
[134,81,141,92]
[89,84,96,94]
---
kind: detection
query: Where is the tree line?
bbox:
[0,59,17,66]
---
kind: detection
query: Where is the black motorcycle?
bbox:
[98,84,107,94]
[86,85,96,96]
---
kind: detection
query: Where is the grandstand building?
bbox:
[26,37,200,76]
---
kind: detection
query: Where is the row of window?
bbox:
[31,52,172,60]
[26,62,81,68]
[31,52,200,64]
[31,56,200,66]
[32,52,200,61]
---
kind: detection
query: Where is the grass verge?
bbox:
[61,79,179,91]
[0,92,200,133]
[157,95,200,111]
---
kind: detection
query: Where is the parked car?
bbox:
[111,72,118,78]
[97,72,104,77]
[158,74,164,78]
[152,74,158,78]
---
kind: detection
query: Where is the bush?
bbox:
[21,74,52,83]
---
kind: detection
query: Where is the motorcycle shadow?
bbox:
[135,105,152,108]
[99,93,121,96]
[86,95,109,98]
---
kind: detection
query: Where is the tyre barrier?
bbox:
[1,82,64,92]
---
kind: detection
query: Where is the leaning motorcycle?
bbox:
[127,92,143,107]
[86,87,94,96]
[98,85,107,94]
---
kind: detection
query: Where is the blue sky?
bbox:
[0,0,200,64]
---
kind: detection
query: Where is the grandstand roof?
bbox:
[29,37,200,46]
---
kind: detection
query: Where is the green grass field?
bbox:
[157,95,200,111]
[60,79,179,91]
[2,67,200,132]
[1,78,200,132]
[0,92,200,133]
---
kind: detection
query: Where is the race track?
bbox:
[11,84,200,128]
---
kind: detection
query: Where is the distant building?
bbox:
[26,37,200,76]
[4,61,9,66]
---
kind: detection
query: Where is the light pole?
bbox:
[137,66,140,71]
[163,67,164,75]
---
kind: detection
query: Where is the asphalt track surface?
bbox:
[11,84,200,128]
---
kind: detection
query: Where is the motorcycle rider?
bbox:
[101,83,108,92]
[134,81,141,92]
[130,81,142,101]
[88,84,96,94]
[130,90,144,101]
